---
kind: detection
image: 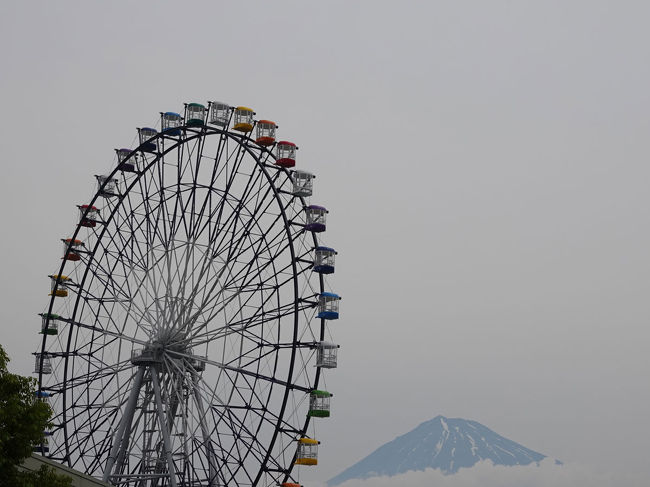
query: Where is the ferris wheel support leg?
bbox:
[103,366,146,483]
[151,367,179,487]
[192,375,219,487]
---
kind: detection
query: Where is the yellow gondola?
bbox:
[49,274,70,297]
[233,106,254,132]
[295,437,319,466]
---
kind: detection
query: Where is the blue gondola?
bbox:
[313,247,337,274]
[162,111,183,136]
[317,292,340,319]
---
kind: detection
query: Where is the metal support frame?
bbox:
[151,367,178,487]
[192,374,220,487]
[103,366,146,482]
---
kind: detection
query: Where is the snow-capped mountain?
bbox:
[327,415,547,486]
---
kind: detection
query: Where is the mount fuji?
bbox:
[327,415,551,486]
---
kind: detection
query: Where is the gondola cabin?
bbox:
[233,106,254,132]
[63,238,84,261]
[49,274,70,297]
[79,205,100,227]
[313,246,336,274]
[96,175,119,198]
[34,353,52,374]
[32,431,52,453]
[292,170,314,197]
[317,292,340,319]
[210,101,231,127]
[276,141,297,167]
[32,436,49,453]
[162,111,183,136]
[190,356,206,372]
[186,103,206,127]
[295,438,319,466]
[40,313,60,336]
[305,205,327,232]
[255,120,277,146]
[187,349,206,371]
[308,390,332,418]
[138,127,158,152]
[116,148,136,172]
[316,341,339,368]
[34,390,51,404]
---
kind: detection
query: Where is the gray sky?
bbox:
[1,1,649,484]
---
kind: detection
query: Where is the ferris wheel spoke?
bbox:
[214,221,304,300]
[184,214,296,334]
[204,198,301,311]
[208,172,279,261]
[87,226,204,337]
[180,276,303,348]
[50,357,133,393]
[111,190,151,268]
[180,134,209,243]
[190,377,269,483]
[202,143,259,251]
[76,266,156,341]
[70,319,148,347]
[167,350,310,394]
[56,379,136,469]
[189,131,231,243]
[172,135,244,246]
[212,383,279,480]
[187,254,310,341]
[67,367,142,465]
[168,140,192,243]
[185,302,295,353]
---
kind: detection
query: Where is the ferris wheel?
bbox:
[33,102,341,487]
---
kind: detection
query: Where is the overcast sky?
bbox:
[1,1,649,484]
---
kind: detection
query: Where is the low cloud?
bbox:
[317,458,646,487]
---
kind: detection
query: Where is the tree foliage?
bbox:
[0,344,72,487]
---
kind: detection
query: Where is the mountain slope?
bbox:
[327,415,546,486]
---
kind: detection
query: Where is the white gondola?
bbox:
[34,353,52,374]
[209,101,231,127]
[116,148,136,172]
[316,341,339,368]
[292,170,314,197]
[96,175,119,198]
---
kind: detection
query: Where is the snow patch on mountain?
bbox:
[327,416,549,486]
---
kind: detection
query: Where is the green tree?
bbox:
[0,344,72,487]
